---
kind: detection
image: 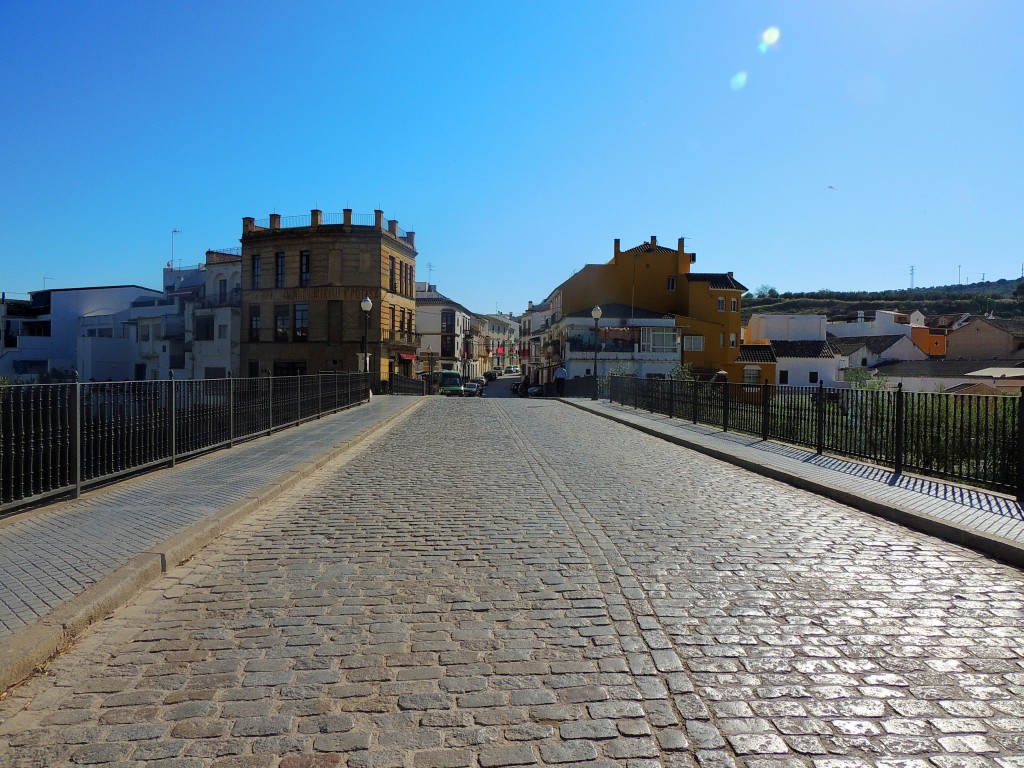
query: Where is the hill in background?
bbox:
[742,277,1024,322]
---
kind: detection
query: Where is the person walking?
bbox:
[554,364,567,396]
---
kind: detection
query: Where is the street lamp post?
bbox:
[360,295,373,375]
[426,345,434,394]
[591,305,602,400]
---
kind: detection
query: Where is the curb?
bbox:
[0,397,425,694]
[565,399,1024,571]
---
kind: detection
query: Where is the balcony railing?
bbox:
[387,330,420,345]
[0,372,377,515]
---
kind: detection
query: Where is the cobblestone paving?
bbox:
[1,398,1023,767]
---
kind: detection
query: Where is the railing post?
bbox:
[692,379,699,424]
[722,380,730,432]
[317,373,323,418]
[894,383,904,476]
[1017,387,1024,503]
[667,379,675,420]
[73,373,82,499]
[816,381,825,455]
[228,372,235,448]
[297,376,301,425]
[761,381,770,442]
[268,374,274,435]
[169,372,177,467]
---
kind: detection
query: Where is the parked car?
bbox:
[470,376,486,388]
[504,366,516,375]
[463,382,483,397]
[483,370,497,382]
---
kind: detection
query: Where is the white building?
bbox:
[556,303,681,382]
[415,283,476,378]
[745,313,843,387]
[0,286,163,382]
[826,309,924,339]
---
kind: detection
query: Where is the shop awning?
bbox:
[398,353,417,361]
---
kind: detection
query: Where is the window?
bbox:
[249,306,261,342]
[251,255,261,289]
[717,297,725,311]
[299,251,310,288]
[275,253,286,288]
[140,324,150,342]
[195,316,214,341]
[441,309,455,334]
[275,304,290,342]
[683,335,704,352]
[667,276,676,291]
[729,333,737,348]
[779,370,789,384]
[217,324,227,340]
[389,256,396,291]
[293,303,308,342]
[809,371,819,384]
[248,360,260,378]
[743,366,761,385]
[218,278,228,304]
[731,298,738,312]
[860,357,868,367]
[640,327,678,353]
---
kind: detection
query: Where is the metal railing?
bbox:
[605,377,1024,499]
[389,373,426,396]
[1,372,373,515]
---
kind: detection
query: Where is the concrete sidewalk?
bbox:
[0,395,425,692]
[567,397,1024,569]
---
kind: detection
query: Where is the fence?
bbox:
[388,373,427,396]
[0,372,374,515]
[606,376,1024,499]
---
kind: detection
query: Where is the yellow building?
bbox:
[550,237,749,381]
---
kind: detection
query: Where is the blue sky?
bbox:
[2,1,1022,314]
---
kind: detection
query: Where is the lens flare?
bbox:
[730,71,748,90]
[758,26,780,53]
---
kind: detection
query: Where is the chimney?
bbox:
[311,209,322,227]
[406,230,416,249]
[614,238,620,260]
[343,208,353,226]
[388,219,399,236]
[269,213,281,230]
[651,235,657,247]
[242,217,255,234]
[374,210,385,229]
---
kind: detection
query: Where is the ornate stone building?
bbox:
[239,209,419,380]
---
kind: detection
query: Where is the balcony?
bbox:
[387,330,420,347]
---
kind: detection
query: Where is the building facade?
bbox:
[526,236,748,383]
[240,209,418,380]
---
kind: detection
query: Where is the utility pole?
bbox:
[958,264,961,285]
[910,266,914,289]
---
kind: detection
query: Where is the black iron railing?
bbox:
[606,377,1024,499]
[0,372,374,515]
[389,373,426,396]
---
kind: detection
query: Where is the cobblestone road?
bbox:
[2,398,1023,767]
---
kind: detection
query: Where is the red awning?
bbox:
[398,353,417,361]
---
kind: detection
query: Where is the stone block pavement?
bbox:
[0,395,1022,767]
